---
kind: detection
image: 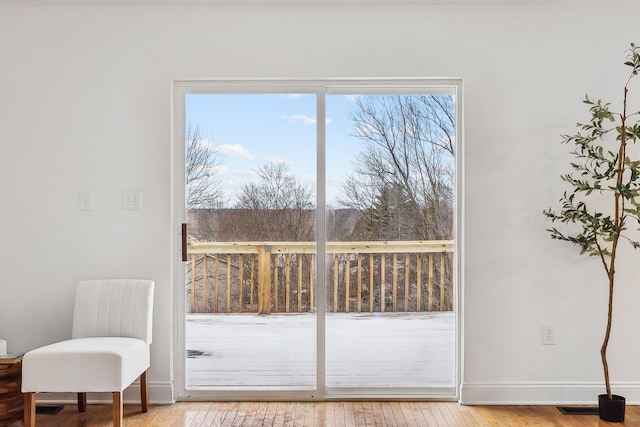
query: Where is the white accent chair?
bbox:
[22,279,154,427]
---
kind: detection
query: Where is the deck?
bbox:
[186,312,455,390]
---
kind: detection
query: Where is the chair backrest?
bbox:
[71,279,154,344]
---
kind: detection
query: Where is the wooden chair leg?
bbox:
[140,370,149,413]
[113,391,123,427]
[77,392,87,412]
[24,392,36,427]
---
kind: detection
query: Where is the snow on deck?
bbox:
[186,312,455,389]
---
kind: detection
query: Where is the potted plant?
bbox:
[543,43,640,423]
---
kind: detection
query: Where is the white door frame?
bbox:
[170,78,464,402]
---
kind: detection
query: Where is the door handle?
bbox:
[181,223,188,262]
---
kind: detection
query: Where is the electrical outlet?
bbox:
[542,324,556,345]
[122,190,142,210]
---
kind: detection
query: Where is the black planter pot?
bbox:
[598,394,625,422]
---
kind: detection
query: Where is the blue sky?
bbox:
[185,93,362,206]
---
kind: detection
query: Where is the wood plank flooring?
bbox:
[13,401,640,426]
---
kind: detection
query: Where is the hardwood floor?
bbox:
[12,401,640,426]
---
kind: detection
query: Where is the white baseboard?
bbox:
[33,381,640,406]
[33,381,175,406]
[460,382,640,405]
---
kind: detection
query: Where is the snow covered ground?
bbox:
[186,312,455,390]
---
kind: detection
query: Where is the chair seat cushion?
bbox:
[22,337,150,393]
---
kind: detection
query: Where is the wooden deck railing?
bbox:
[186,240,454,314]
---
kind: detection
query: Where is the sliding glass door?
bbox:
[324,91,456,395]
[173,80,459,399]
[183,92,318,391]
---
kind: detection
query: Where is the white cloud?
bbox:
[354,123,378,136]
[217,144,254,160]
[280,114,316,125]
[208,164,228,175]
[344,95,360,102]
[280,114,332,125]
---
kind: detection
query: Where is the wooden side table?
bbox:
[0,353,24,427]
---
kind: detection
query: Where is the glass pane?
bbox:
[185,93,317,389]
[325,93,456,389]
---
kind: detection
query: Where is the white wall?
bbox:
[1,1,640,405]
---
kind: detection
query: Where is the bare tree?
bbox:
[232,161,315,241]
[339,94,455,241]
[185,124,225,210]
[185,124,227,242]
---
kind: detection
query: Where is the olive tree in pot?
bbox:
[543,43,640,423]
